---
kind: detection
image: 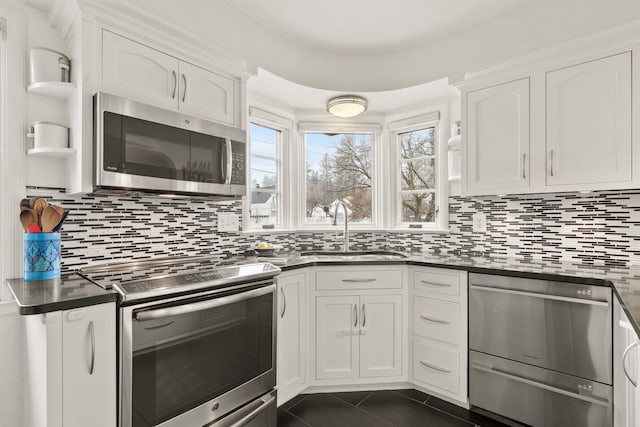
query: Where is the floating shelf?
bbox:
[27,82,76,100]
[27,147,76,158]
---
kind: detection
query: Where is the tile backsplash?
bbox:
[25,187,640,271]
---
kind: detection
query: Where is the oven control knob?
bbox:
[211,402,219,411]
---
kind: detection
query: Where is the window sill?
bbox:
[242,228,297,235]
[385,226,450,234]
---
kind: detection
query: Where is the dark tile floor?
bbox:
[277,389,509,427]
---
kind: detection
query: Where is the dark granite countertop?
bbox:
[6,274,118,315]
[256,251,640,337]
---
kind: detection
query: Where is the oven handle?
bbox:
[134,284,275,321]
[211,393,275,427]
[470,284,609,306]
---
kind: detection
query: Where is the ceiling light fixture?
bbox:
[326,95,367,118]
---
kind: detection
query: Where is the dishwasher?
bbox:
[469,273,612,427]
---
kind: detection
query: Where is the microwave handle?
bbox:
[223,137,232,185]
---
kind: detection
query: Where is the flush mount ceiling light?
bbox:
[326,95,367,118]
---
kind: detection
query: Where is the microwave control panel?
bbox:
[231,141,246,185]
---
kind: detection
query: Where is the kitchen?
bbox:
[2,0,640,426]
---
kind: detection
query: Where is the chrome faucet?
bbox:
[332,201,350,252]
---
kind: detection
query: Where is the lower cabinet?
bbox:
[24,302,116,427]
[316,294,403,380]
[614,297,640,427]
[276,271,307,406]
[410,267,468,405]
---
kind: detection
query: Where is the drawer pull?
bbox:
[144,321,175,330]
[342,278,376,283]
[420,280,451,287]
[419,360,451,373]
[420,315,451,325]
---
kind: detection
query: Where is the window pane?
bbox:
[401,192,436,223]
[305,132,372,224]
[250,123,278,158]
[400,128,434,158]
[250,157,277,190]
[249,192,279,226]
[401,158,435,190]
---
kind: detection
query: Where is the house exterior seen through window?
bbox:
[304,132,373,225]
[249,123,281,227]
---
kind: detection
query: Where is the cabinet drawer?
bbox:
[414,270,460,296]
[413,341,460,394]
[413,296,459,345]
[316,270,403,290]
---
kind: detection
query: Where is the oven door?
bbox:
[120,282,276,427]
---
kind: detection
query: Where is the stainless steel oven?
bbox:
[120,279,277,427]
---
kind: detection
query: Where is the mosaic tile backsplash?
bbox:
[25,187,640,271]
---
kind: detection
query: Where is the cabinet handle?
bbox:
[550,149,555,177]
[88,321,95,376]
[144,321,175,330]
[419,280,450,287]
[362,304,366,328]
[182,73,187,102]
[171,70,177,99]
[522,153,526,179]
[353,304,358,327]
[622,341,638,387]
[420,315,451,325]
[419,360,451,373]
[342,278,376,283]
[281,288,287,319]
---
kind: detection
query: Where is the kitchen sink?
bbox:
[298,250,407,260]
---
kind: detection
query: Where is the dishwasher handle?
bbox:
[470,284,609,307]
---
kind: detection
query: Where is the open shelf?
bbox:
[27,147,76,158]
[27,82,76,100]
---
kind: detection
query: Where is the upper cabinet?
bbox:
[465,78,530,195]
[101,30,238,126]
[546,53,632,186]
[460,49,636,196]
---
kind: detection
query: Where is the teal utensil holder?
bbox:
[24,232,61,281]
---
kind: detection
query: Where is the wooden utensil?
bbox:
[30,198,48,216]
[52,209,69,232]
[20,198,31,210]
[41,206,62,233]
[20,209,39,232]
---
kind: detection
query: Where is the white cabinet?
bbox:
[276,271,307,406]
[614,297,640,427]
[62,303,117,427]
[464,78,530,195]
[546,52,632,186]
[316,294,402,380]
[102,30,238,125]
[461,49,635,196]
[410,267,468,406]
[24,302,116,427]
[102,30,179,110]
[313,267,405,383]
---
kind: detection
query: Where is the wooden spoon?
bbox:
[41,206,62,233]
[20,198,31,211]
[30,198,48,216]
[20,209,39,232]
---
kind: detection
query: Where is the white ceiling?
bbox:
[248,68,457,115]
[222,0,532,53]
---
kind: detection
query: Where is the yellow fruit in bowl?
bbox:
[257,242,268,249]
[267,244,275,249]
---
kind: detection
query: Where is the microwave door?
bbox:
[189,132,226,185]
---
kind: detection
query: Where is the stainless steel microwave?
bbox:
[93,92,246,197]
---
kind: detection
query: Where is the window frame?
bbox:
[244,108,292,232]
[296,122,383,231]
[387,113,449,232]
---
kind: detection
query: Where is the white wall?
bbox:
[128,0,640,91]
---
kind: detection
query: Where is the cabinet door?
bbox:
[615,298,639,427]
[465,78,530,194]
[178,61,236,125]
[359,295,402,378]
[62,303,116,427]
[546,52,631,186]
[316,295,359,380]
[277,272,306,403]
[102,30,179,110]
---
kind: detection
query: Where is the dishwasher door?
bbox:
[470,351,612,427]
[469,273,612,384]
